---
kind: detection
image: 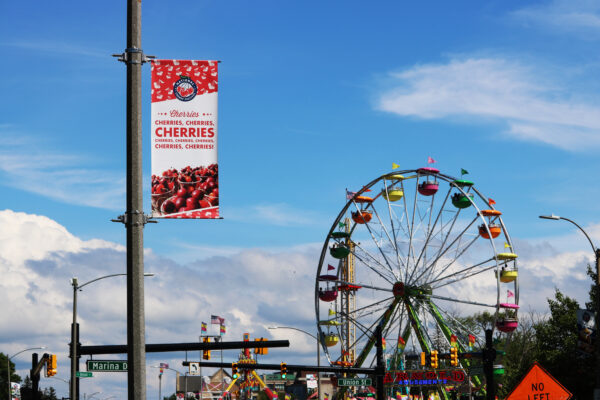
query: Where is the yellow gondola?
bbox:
[495,269,518,283]
[382,187,404,202]
[324,334,339,347]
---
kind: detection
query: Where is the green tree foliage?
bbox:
[0,352,23,400]
[533,289,594,399]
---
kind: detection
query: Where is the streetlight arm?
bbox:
[559,217,597,253]
[9,346,46,359]
[151,365,183,375]
[268,326,317,341]
[78,273,155,290]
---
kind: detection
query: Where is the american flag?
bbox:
[211,315,225,324]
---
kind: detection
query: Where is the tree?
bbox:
[41,386,58,400]
[494,311,539,398]
[534,289,594,399]
[0,352,23,400]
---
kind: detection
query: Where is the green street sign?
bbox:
[338,378,372,387]
[76,372,93,378]
[87,360,128,372]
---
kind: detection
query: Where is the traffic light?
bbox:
[450,347,459,367]
[46,354,57,377]
[430,350,439,369]
[280,362,287,379]
[420,352,426,366]
[232,363,239,379]
[203,337,211,360]
[254,338,268,355]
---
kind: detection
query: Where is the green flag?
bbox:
[338,222,346,228]
[461,168,469,176]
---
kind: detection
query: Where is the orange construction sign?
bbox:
[506,362,572,400]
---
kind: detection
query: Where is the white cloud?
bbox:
[512,0,600,37]
[3,209,598,398]
[0,129,124,209]
[227,203,324,227]
[377,57,600,151]
[0,209,320,399]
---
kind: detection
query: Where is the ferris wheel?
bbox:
[314,166,519,394]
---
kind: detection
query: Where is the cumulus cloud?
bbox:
[3,209,598,398]
[376,57,600,151]
[0,210,320,399]
[512,0,600,37]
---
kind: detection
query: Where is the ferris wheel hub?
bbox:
[392,281,405,297]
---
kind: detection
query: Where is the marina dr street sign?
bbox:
[338,378,372,387]
[87,360,128,372]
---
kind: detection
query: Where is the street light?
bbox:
[268,326,322,400]
[7,346,46,400]
[539,214,600,399]
[151,365,184,400]
[49,376,70,385]
[71,273,155,400]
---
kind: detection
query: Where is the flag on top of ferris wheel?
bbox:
[150,60,219,219]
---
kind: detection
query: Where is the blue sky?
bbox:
[1,0,600,398]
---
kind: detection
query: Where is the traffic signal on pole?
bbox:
[203,337,211,360]
[430,350,439,369]
[46,354,57,377]
[254,338,268,355]
[280,363,287,379]
[420,352,426,367]
[232,363,239,379]
[450,347,459,367]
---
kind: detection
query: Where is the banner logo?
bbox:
[173,75,198,102]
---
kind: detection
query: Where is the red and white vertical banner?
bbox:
[151,60,219,219]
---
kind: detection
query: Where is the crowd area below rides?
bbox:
[315,165,520,399]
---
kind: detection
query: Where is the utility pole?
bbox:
[119,1,149,399]
[483,329,496,400]
[375,326,384,400]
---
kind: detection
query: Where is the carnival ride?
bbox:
[220,342,278,400]
[315,167,519,399]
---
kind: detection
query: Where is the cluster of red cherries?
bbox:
[151,164,218,215]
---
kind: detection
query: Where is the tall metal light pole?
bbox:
[151,365,185,400]
[268,326,322,400]
[539,214,600,399]
[70,273,154,400]
[7,346,45,400]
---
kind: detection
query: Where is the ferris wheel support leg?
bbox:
[427,301,483,389]
[375,325,385,400]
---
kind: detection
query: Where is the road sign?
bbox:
[338,378,372,386]
[506,362,572,400]
[76,372,93,378]
[86,360,128,372]
[189,362,200,376]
